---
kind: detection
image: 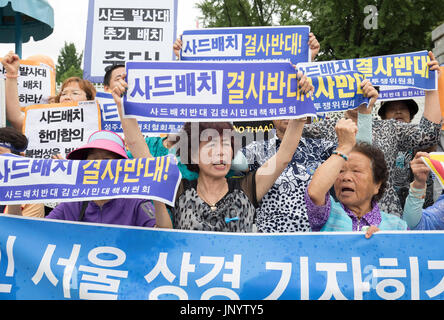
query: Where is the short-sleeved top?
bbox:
[172,171,258,232]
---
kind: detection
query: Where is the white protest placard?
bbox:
[83,0,178,83]
[22,100,102,158]
[0,59,56,107]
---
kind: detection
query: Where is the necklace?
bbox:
[197,184,226,211]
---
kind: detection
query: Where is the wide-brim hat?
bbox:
[66,130,128,160]
[378,99,419,120]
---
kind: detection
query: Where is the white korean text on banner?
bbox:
[180,26,311,143]
[22,100,102,158]
[297,50,437,91]
[180,26,310,64]
[96,91,183,137]
[0,59,56,107]
[123,61,318,122]
[83,0,178,83]
[0,215,443,300]
[0,153,181,206]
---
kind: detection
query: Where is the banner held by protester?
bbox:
[0,214,443,300]
[422,152,444,188]
[378,86,425,101]
[0,153,181,206]
[180,26,311,64]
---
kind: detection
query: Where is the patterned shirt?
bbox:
[242,135,335,233]
[303,116,441,217]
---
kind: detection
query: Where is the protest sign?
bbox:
[0,59,56,107]
[0,153,181,206]
[422,152,444,188]
[96,91,183,137]
[179,26,309,142]
[297,50,437,91]
[123,61,317,122]
[0,214,443,300]
[83,0,178,83]
[180,26,310,64]
[22,101,102,158]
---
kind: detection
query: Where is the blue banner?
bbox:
[297,50,437,91]
[96,92,184,135]
[123,61,318,121]
[0,215,443,300]
[0,154,181,206]
[83,0,178,83]
[180,26,310,64]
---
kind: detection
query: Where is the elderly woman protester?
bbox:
[402,152,444,230]
[305,118,408,235]
[111,71,314,232]
[1,51,96,132]
[8,129,172,228]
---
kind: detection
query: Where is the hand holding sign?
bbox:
[335,118,358,155]
[308,32,320,61]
